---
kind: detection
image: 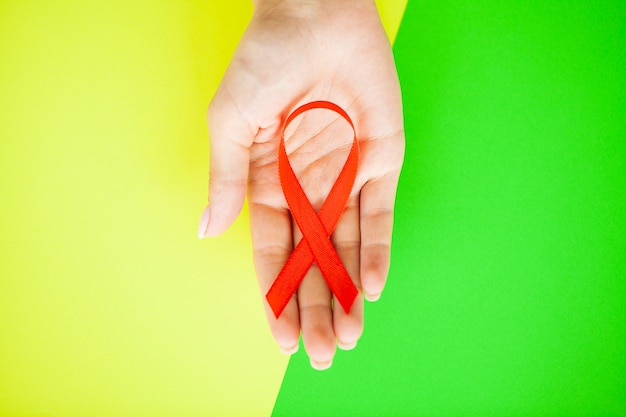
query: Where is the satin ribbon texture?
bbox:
[266,101,359,318]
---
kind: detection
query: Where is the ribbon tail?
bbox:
[266,240,314,318]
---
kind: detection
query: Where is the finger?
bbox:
[249,202,301,354]
[199,92,255,238]
[294,219,336,370]
[331,195,364,350]
[359,171,400,301]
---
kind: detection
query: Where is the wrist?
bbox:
[252,0,376,18]
[252,0,324,17]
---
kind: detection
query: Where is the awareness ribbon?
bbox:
[266,101,359,318]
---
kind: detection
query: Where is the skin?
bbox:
[198,0,404,370]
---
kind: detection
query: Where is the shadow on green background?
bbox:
[273,1,625,416]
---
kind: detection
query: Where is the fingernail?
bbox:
[197,205,211,239]
[365,292,381,302]
[310,358,332,371]
[279,343,299,355]
[337,340,357,351]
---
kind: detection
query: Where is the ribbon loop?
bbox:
[266,101,359,318]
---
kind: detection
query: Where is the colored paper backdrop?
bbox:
[1,1,625,416]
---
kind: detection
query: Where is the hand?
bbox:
[198,0,404,369]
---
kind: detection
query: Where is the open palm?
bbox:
[198,0,404,369]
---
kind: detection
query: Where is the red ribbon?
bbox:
[266,101,359,318]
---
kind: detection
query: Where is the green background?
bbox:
[273,1,626,416]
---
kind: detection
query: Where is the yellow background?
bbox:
[0,1,405,415]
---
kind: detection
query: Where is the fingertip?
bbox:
[301,306,336,369]
[275,322,301,355]
[310,358,333,371]
[360,250,390,303]
[337,339,357,351]
[202,191,246,238]
[279,342,299,355]
[365,291,381,302]
[333,294,363,352]
[197,205,211,239]
[266,300,301,358]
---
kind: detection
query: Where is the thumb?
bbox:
[198,96,255,238]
